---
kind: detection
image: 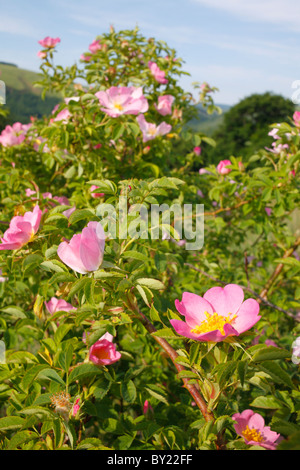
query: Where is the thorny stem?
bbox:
[125,293,214,423]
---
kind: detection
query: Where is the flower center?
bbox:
[242,425,264,443]
[148,127,157,136]
[113,102,124,111]
[190,311,237,336]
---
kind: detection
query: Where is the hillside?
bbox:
[0,62,229,133]
[0,63,61,128]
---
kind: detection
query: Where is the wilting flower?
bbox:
[170,284,260,342]
[154,95,174,116]
[148,61,168,84]
[89,332,121,366]
[232,409,281,450]
[0,205,42,251]
[95,86,148,118]
[45,297,76,315]
[0,122,31,147]
[217,159,232,175]
[291,336,300,364]
[137,114,171,142]
[50,391,71,420]
[38,37,61,48]
[57,221,105,274]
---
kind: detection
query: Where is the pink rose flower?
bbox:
[194,146,201,156]
[90,185,105,198]
[148,61,168,84]
[0,205,42,251]
[45,297,76,315]
[57,221,105,274]
[293,111,300,126]
[170,284,260,343]
[232,409,281,450]
[154,95,174,116]
[89,332,121,366]
[89,39,102,54]
[38,37,61,48]
[292,336,300,364]
[37,51,47,59]
[0,122,31,147]
[72,398,81,418]
[95,86,148,118]
[217,159,232,175]
[137,114,171,142]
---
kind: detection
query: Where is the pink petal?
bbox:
[203,284,245,316]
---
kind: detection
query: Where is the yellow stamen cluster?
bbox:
[114,103,124,111]
[242,425,265,443]
[191,311,237,336]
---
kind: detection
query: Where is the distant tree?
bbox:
[205,92,295,164]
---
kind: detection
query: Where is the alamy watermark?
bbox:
[96,198,204,250]
[0,80,6,105]
[291,80,300,105]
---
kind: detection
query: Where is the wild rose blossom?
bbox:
[217,159,232,175]
[38,37,61,48]
[45,297,76,315]
[293,111,300,126]
[89,39,102,53]
[170,284,260,343]
[148,61,168,84]
[232,409,281,450]
[90,185,105,198]
[154,95,174,116]
[137,114,171,142]
[57,221,105,274]
[0,122,31,147]
[0,205,42,251]
[89,332,121,366]
[194,146,201,156]
[95,86,148,118]
[291,336,300,364]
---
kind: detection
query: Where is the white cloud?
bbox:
[191,0,300,31]
[0,15,38,37]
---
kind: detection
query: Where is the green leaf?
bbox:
[136,278,165,290]
[121,380,137,403]
[0,416,25,431]
[122,250,148,262]
[68,209,95,225]
[68,363,102,384]
[7,430,39,450]
[251,346,291,362]
[258,361,294,389]
[250,395,284,409]
[37,368,66,386]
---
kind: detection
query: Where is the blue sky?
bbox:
[1,0,300,105]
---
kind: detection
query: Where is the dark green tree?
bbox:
[205,92,295,164]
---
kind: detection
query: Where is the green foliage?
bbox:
[0,27,299,451]
[205,92,295,164]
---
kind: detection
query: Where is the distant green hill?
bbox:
[0,62,229,135]
[0,63,61,129]
[187,103,230,135]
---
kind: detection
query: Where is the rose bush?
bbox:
[0,27,299,450]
